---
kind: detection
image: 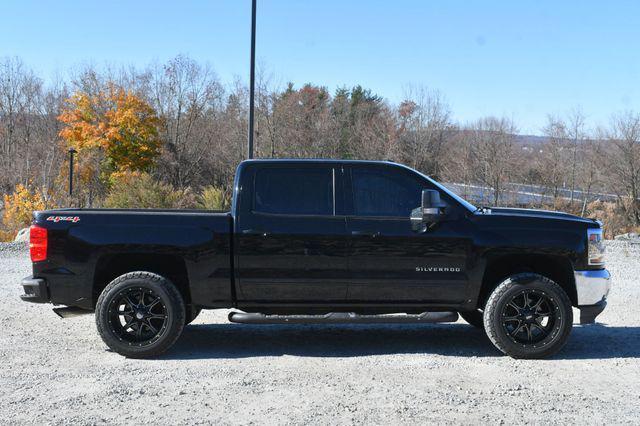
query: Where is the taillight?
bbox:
[30,225,48,262]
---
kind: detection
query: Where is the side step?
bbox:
[228,311,458,325]
[53,307,92,318]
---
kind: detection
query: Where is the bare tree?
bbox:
[148,55,224,188]
[566,108,587,203]
[578,138,604,216]
[351,98,398,161]
[606,112,640,225]
[211,78,248,192]
[254,67,281,158]
[442,126,473,189]
[0,57,28,192]
[269,83,334,158]
[398,86,452,179]
[540,115,570,200]
[0,57,66,202]
[467,117,519,206]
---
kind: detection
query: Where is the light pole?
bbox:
[247,0,257,159]
[68,148,77,197]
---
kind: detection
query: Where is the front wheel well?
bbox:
[92,253,191,309]
[477,254,576,309]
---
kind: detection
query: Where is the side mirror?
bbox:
[421,189,445,222]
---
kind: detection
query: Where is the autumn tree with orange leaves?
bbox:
[58,84,162,204]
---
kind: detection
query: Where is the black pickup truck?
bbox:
[21,159,611,359]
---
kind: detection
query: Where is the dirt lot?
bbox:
[1,241,639,425]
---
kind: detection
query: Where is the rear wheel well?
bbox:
[477,254,576,308]
[92,254,191,309]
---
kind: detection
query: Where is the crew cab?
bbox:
[20,159,611,359]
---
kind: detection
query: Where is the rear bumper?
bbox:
[574,269,611,324]
[20,276,50,303]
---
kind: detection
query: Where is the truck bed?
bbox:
[31,208,234,309]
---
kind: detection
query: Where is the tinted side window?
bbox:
[254,167,333,215]
[351,168,422,217]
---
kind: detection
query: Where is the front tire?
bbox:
[95,271,186,358]
[483,273,573,359]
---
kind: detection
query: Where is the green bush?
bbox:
[197,185,230,211]
[104,172,196,209]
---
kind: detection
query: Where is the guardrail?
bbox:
[444,182,619,207]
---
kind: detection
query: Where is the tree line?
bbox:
[1,55,639,239]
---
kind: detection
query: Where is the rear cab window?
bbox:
[253,166,335,216]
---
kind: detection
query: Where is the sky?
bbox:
[1,0,639,134]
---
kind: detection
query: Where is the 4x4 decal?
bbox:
[46,216,80,223]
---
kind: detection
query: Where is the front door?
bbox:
[345,164,470,303]
[235,163,349,302]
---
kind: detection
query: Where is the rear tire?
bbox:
[483,273,573,359]
[460,310,484,329]
[95,271,186,358]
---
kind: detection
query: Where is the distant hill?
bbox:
[514,134,549,146]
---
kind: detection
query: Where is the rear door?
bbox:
[235,162,349,301]
[345,163,470,303]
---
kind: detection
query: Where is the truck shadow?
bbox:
[163,322,640,360]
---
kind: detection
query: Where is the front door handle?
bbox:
[351,230,380,238]
[242,229,270,237]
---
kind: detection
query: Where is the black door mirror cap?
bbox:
[421,189,446,222]
[422,189,446,210]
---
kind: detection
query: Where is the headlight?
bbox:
[587,228,605,266]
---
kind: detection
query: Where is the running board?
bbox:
[228,311,458,325]
[53,307,92,318]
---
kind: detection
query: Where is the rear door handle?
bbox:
[351,230,380,238]
[242,229,270,237]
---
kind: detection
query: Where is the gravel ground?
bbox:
[1,242,639,425]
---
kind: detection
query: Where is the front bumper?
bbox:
[20,276,50,303]
[574,269,611,324]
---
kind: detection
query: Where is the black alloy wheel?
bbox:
[483,273,573,359]
[107,287,169,346]
[96,272,186,358]
[501,289,557,345]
